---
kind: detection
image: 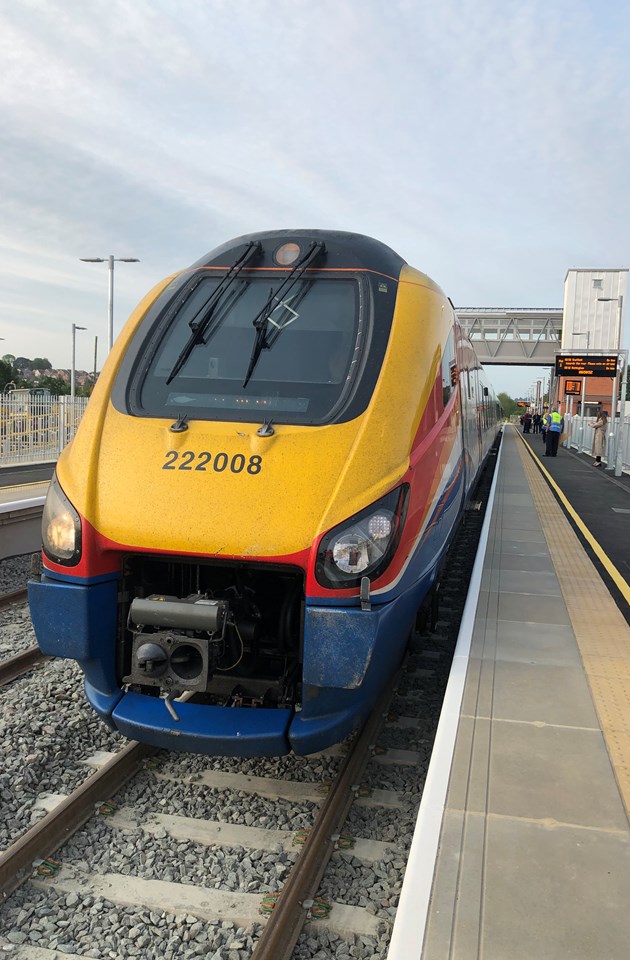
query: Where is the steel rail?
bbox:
[0,588,28,610]
[0,646,49,686]
[0,739,156,903]
[0,590,45,684]
[250,670,402,960]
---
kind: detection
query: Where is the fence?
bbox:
[2,394,629,474]
[0,395,89,467]
[563,414,630,473]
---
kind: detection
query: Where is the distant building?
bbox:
[558,268,628,418]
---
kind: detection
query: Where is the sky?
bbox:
[1,0,630,398]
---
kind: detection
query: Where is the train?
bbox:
[29,230,500,757]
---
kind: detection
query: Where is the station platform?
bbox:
[521,428,630,601]
[0,480,48,511]
[0,462,54,487]
[389,424,630,960]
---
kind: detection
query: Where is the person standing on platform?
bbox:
[545,408,564,457]
[591,409,608,467]
[541,411,550,445]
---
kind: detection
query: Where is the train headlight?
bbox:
[42,474,82,565]
[332,535,370,574]
[274,242,301,266]
[316,485,409,588]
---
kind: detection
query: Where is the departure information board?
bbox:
[564,380,582,395]
[555,354,618,377]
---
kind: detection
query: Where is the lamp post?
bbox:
[614,351,628,477]
[597,295,623,472]
[80,255,140,353]
[572,331,590,452]
[71,324,87,400]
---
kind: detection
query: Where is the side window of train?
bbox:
[441,331,456,408]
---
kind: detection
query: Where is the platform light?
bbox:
[80,255,140,352]
[70,323,87,401]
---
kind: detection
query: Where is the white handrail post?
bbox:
[58,396,66,458]
[614,351,628,477]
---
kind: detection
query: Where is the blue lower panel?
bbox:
[290,576,435,754]
[29,574,121,711]
[29,575,118,661]
[85,679,122,726]
[290,689,365,755]
[111,692,293,757]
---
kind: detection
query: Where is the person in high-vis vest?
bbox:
[541,411,550,444]
[545,407,564,457]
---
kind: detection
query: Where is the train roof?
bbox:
[190,230,407,276]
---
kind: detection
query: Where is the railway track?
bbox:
[0,448,499,957]
[0,587,28,610]
[0,587,49,686]
[0,675,410,954]
[0,652,444,956]
[0,646,463,954]
[0,645,49,686]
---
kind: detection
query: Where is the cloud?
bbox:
[1,0,629,387]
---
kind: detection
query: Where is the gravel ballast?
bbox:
[0,568,455,959]
[0,553,33,596]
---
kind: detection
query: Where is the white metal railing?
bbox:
[0,396,89,467]
[2,395,627,474]
[563,413,630,473]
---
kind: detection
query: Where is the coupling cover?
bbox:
[125,631,210,692]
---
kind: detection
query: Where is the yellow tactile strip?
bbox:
[514,432,630,819]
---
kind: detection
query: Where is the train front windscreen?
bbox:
[130,276,362,426]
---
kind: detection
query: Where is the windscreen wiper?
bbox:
[242,240,325,388]
[166,241,261,384]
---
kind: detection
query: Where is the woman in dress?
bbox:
[591,410,608,466]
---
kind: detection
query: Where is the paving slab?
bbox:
[418,427,630,960]
[424,810,630,960]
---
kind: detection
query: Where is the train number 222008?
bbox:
[162,450,263,475]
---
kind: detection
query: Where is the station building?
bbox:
[558,268,627,419]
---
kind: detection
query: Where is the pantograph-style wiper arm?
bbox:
[242,240,325,388]
[166,240,261,384]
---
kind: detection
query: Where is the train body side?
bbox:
[29,231,500,756]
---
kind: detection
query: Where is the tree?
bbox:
[497,392,518,418]
[31,357,52,370]
[37,375,71,395]
[0,358,15,392]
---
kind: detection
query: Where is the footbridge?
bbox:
[456,307,563,365]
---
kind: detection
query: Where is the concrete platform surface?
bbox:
[392,426,630,960]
